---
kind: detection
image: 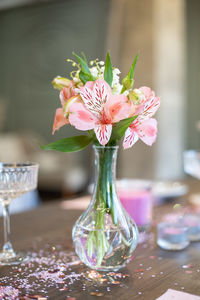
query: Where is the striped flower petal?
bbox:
[123,127,139,149]
[94,124,112,146]
[80,79,112,117]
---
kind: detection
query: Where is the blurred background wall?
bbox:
[0,0,199,200]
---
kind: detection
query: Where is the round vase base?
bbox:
[0,251,29,265]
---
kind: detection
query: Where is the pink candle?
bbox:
[118,187,153,227]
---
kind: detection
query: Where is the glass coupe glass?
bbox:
[0,163,38,265]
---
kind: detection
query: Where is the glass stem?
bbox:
[2,203,14,255]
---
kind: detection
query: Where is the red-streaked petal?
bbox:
[94,124,112,146]
[93,79,112,105]
[69,102,98,131]
[52,108,69,134]
[137,118,158,146]
[79,79,111,117]
[141,96,160,120]
[123,127,139,149]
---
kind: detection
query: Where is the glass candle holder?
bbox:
[117,179,153,230]
[157,222,189,250]
[162,212,200,242]
[182,214,200,241]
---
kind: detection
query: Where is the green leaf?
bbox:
[40,135,92,152]
[79,71,93,84]
[121,53,139,93]
[73,52,95,82]
[104,52,113,87]
[128,53,139,78]
[81,52,88,63]
[109,115,138,144]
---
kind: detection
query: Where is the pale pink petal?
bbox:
[104,94,130,123]
[123,127,139,149]
[79,86,98,115]
[135,87,160,120]
[137,118,158,146]
[84,81,95,89]
[59,87,76,107]
[52,108,69,134]
[79,79,111,117]
[69,102,98,131]
[93,79,112,104]
[139,86,155,99]
[133,103,145,116]
[94,124,112,146]
[141,96,160,120]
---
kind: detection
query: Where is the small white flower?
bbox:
[112,83,123,95]
[112,73,120,86]
[100,66,105,72]
[134,89,145,101]
[113,68,121,75]
[74,88,80,93]
[73,77,79,83]
[99,61,105,66]
[90,67,98,78]
[123,90,129,96]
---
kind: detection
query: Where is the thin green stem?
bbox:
[87,147,119,266]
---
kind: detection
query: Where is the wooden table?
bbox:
[0,182,200,300]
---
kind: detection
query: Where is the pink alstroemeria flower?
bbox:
[69,79,130,145]
[123,87,160,149]
[52,83,77,134]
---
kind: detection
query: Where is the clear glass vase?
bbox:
[72,145,138,271]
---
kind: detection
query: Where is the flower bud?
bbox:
[52,76,71,90]
[129,89,144,105]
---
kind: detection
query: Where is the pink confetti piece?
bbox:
[185,270,193,274]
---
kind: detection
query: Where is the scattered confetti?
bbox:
[0,231,197,299]
[135,269,144,273]
[0,286,19,299]
[90,292,104,296]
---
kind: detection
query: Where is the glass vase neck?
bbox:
[92,145,119,223]
[93,145,119,183]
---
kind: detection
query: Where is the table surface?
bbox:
[0,181,200,300]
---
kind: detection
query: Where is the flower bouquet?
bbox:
[42,52,160,271]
